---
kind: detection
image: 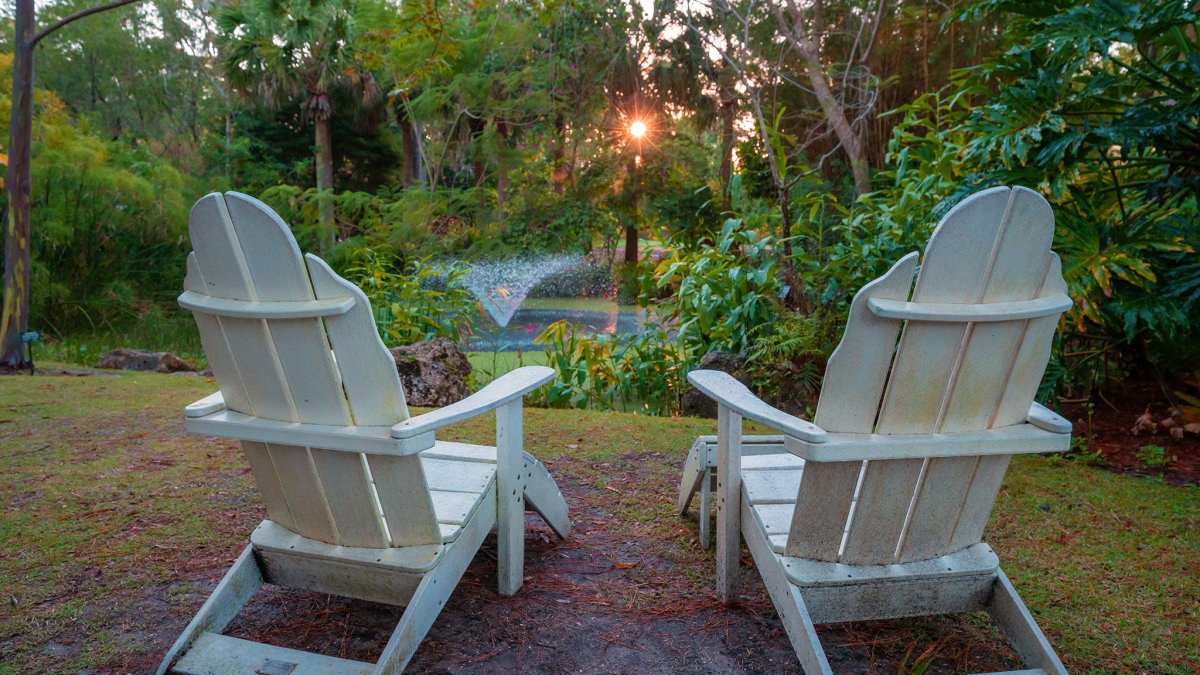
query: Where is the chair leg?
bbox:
[677,437,707,515]
[739,494,834,675]
[157,546,263,674]
[520,450,571,539]
[987,568,1068,675]
[374,491,499,674]
[372,555,469,674]
[495,400,526,596]
[699,468,712,550]
[716,405,742,602]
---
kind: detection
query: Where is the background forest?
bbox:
[1,0,1197,414]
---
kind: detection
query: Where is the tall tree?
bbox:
[2,0,146,368]
[217,0,383,254]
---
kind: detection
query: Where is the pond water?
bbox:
[466,297,645,352]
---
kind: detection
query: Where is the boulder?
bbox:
[681,351,750,419]
[95,348,195,373]
[390,338,472,407]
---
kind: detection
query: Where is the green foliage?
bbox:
[777,0,1200,396]
[343,250,477,346]
[958,0,1198,384]
[746,309,839,409]
[533,320,690,416]
[0,59,199,336]
[644,218,782,356]
[1137,444,1168,469]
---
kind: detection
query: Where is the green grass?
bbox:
[467,350,549,387]
[0,369,1196,672]
[517,297,638,312]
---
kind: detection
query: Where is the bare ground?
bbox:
[3,372,1195,673]
[86,454,1027,675]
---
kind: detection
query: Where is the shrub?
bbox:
[343,250,477,346]
[533,320,690,416]
[643,218,782,356]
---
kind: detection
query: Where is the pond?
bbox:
[466,297,645,352]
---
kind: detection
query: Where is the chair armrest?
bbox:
[785,423,1071,462]
[1027,401,1072,433]
[392,366,555,439]
[687,370,827,443]
[186,408,429,455]
[185,391,226,418]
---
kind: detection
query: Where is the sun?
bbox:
[629,119,647,140]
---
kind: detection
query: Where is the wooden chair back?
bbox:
[182,192,442,548]
[788,186,1068,564]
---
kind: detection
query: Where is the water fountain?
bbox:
[460,254,584,327]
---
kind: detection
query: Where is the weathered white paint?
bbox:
[164,191,570,674]
[676,187,1074,673]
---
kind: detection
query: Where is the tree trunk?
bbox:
[496,120,511,209]
[798,42,871,195]
[1,0,146,367]
[400,117,422,187]
[777,6,872,196]
[551,113,567,195]
[718,77,737,208]
[776,182,807,312]
[624,224,638,265]
[624,155,640,265]
[397,103,424,188]
[314,113,335,254]
[1,0,35,367]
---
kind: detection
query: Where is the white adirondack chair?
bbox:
[159,192,571,674]
[678,186,1074,674]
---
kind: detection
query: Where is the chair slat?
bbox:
[813,252,918,433]
[785,461,861,561]
[788,253,917,561]
[265,442,338,539]
[183,253,251,415]
[899,188,1057,562]
[240,440,297,532]
[993,254,1067,428]
[306,254,440,547]
[840,458,924,561]
[951,455,1013,550]
[842,187,1028,564]
[306,255,410,425]
[896,456,978,561]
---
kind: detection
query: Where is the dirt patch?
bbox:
[99,457,1026,674]
[1060,377,1200,485]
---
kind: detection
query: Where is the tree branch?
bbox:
[32,0,146,47]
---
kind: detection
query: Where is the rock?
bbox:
[95,348,195,373]
[681,352,749,418]
[390,338,472,407]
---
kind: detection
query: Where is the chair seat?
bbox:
[742,466,999,588]
[421,442,498,543]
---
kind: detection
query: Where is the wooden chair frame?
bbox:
[679,187,1074,675]
[158,192,570,674]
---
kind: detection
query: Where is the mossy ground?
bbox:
[1,367,1196,673]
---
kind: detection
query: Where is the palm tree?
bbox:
[216,0,382,254]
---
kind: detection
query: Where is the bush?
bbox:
[643,218,782,356]
[343,250,477,346]
[533,320,690,416]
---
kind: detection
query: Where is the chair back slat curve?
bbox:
[791,186,1069,565]
[182,191,440,548]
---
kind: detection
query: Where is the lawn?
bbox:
[0,368,1196,673]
